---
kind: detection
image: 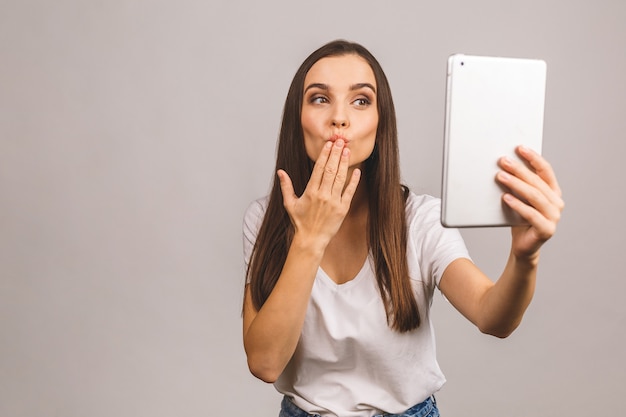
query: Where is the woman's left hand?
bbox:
[496,146,565,262]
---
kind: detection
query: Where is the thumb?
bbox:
[277,169,296,206]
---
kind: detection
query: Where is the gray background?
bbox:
[1,0,624,416]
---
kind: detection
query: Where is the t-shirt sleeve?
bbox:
[406,194,471,288]
[242,198,268,272]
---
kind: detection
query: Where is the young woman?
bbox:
[242,40,563,417]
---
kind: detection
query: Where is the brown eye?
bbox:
[310,96,328,104]
[353,98,371,107]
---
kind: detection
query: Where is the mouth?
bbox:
[328,134,348,143]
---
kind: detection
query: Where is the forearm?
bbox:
[243,235,324,382]
[479,251,538,337]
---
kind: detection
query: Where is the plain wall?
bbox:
[1,0,624,415]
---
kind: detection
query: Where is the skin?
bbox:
[242,54,564,383]
[439,145,564,337]
[296,54,377,283]
[301,54,378,173]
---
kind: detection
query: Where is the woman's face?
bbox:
[301,54,378,169]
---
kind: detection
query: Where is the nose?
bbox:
[332,118,348,128]
[331,107,349,128]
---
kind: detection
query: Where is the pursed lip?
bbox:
[328,133,348,143]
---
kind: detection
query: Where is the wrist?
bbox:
[290,232,328,258]
[512,250,540,270]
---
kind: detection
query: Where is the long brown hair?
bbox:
[246,40,420,332]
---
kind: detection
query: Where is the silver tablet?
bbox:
[441,54,547,228]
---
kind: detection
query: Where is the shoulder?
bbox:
[404,190,466,252]
[243,196,270,239]
[403,191,470,286]
[242,196,270,262]
[404,191,442,226]
[244,196,269,224]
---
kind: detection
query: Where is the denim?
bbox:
[279,395,439,417]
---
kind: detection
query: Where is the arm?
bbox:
[242,238,323,382]
[243,140,360,382]
[439,146,564,338]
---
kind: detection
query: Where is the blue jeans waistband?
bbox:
[279,395,439,417]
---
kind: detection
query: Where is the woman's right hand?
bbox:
[277,139,361,250]
[244,139,361,383]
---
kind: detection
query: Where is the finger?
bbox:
[516,146,563,197]
[277,169,297,207]
[340,168,362,205]
[308,141,333,191]
[331,146,351,196]
[498,154,563,211]
[497,170,562,223]
[319,139,346,193]
[502,193,557,241]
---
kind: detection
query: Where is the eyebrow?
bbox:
[304,82,377,94]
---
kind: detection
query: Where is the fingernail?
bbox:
[498,171,510,181]
[325,141,332,149]
[501,156,513,166]
[335,139,344,147]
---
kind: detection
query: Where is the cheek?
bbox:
[301,112,322,161]
[364,116,378,155]
[304,140,319,162]
[302,129,319,162]
[300,112,317,135]
[364,115,379,142]
[369,113,379,132]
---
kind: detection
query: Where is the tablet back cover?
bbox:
[441,54,546,227]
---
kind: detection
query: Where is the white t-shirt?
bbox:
[243,192,470,417]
